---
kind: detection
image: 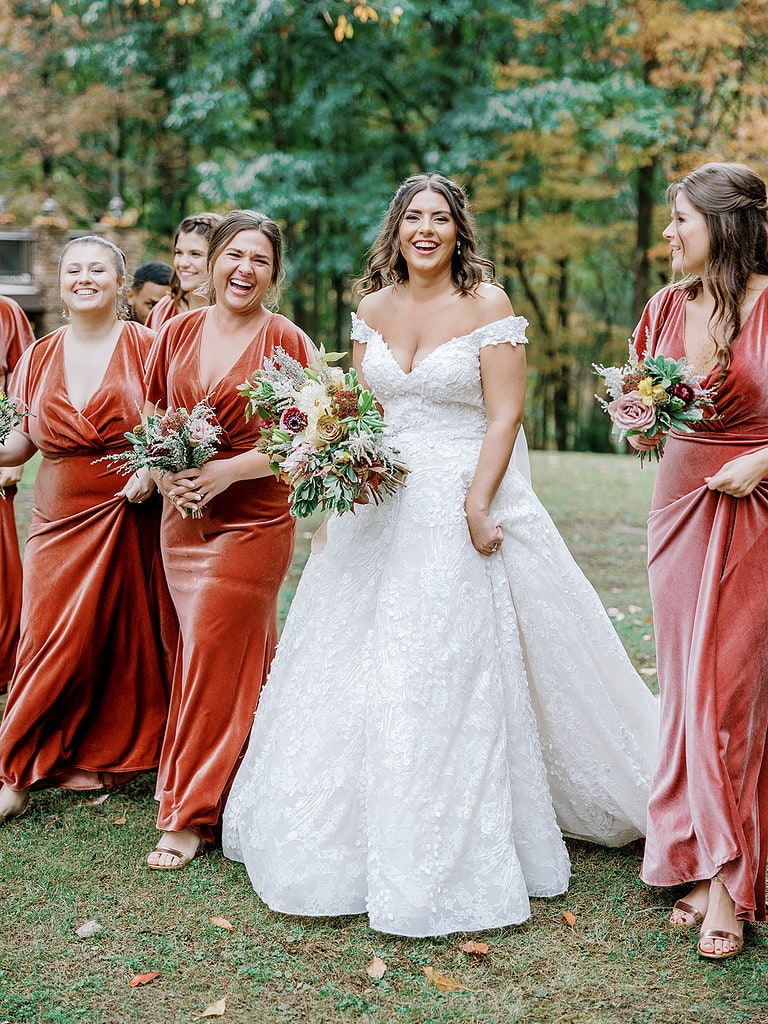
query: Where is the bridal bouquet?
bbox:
[594,339,716,463]
[103,400,222,518]
[240,346,409,518]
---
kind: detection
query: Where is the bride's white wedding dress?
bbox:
[223,314,659,937]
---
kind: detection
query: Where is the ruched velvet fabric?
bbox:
[0,297,34,686]
[144,309,314,844]
[144,294,178,332]
[0,323,170,790]
[636,285,768,921]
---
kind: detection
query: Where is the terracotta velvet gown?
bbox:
[636,285,768,921]
[0,322,170,791]
[144,294,178,332]
[0,297,34,687]
[144,308,314,844]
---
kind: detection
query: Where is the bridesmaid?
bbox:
[0,296,34,690]
[144,209,315,869]
[145,213,221,330]
[632,162,768,960]
[0,236,170,824]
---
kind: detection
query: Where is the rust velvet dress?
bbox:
[635,285,768,921]
[0,323,170,791]
[144,308,314,844]
[0,297,34,687]
[144,294,178,332]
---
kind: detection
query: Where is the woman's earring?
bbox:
[456,239,462,255]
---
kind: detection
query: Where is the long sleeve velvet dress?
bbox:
[144,308,314,844]
[0,322,170,791]
[635,284,768,921]
[0,297,34,687]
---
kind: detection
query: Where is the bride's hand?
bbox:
[465,504,503,557]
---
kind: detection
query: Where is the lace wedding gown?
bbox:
[223,314,659,937]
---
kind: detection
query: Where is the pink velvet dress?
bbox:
[0,323,170,790]
[144,308,314,844]
[636,285,768,921]
[0,297,34,687]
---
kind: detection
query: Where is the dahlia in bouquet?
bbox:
[594,338,716,463]
[239,346,409,518]
[102,400,222,517]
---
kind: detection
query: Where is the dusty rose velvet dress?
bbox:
[144,294,178,332]
[144,308,314,844]
[0,323,170,790]
[636,285,768,921]
[0,297,34,686]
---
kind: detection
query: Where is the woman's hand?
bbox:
[626,430,663,453]
[705,449,768,498]
[161,461,237,516]
[0,465,24,490]
[118,468,155,503]
[465,503,503,557]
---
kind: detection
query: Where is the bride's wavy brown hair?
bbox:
[669,162,768,376]
[355,173,496,295]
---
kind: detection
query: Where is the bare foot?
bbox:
[0,783,30,825]
[698,877,744,959]
[670,879,710,926]
[146,828,202,870]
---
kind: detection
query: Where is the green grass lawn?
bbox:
[1,452,765,1024]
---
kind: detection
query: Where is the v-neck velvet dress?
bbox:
[0,322,170,791]
[635,285,768,921]
[0,297,34,687]
[144,308,314,843]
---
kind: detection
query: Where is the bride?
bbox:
[223,173,659,937]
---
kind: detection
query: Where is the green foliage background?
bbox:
[3,0,768,448]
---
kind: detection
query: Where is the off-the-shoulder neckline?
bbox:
[351,313,526,377]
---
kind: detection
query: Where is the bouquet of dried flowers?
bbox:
[103,400,222,517]
[0,390,26,496]
[239,346,409,518]
[594,339,716,463]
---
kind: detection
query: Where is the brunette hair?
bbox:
[356,173,496,295]
[58,235,130,319]
[204,209,285,306]
[669,162,768,375]
[169,212,222,308]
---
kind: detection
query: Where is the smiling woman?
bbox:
[143,210,315,870]
[0,235,171,826]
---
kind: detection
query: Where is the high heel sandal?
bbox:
[697,877,744,962]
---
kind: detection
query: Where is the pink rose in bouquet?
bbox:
[606,392,657,433]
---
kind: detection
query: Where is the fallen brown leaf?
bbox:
[561,910,577,928]
[129,971,160,988]
[201,996,227,1017]
[366,955,387,980]
[461,940,489,956]
[422,965,466,993]
[209,916,234,931]
[111,814,127,825]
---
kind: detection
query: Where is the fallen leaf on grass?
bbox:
[85,792,110,806]
[422,965,466,992]
[129,972,160,987]
[640,667,657,676]
[366,955,387,979]
[111,814,127,825]
[561,911,577,928]
[461,940,489,956]
[201,996,227,1017]
[75,920,103,938]
[209,916,234,931]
